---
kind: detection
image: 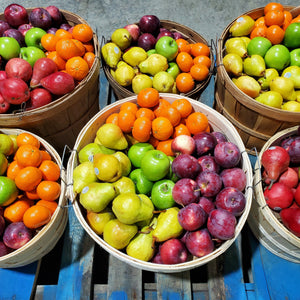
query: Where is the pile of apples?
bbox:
[260,126,300,237]
[73,101,249,265]
[0,4,93,114]
[222,3,300,112]
[101,15,211,95]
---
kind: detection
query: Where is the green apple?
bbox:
[0,37,20,61]
[167,62,180,79]
[127,142,154,168]
[20,46,46,67]
[0,133,14,156]
[290,49,300,67]
[152,71,175,93]
[129,168,153,195]
[247,36,272,57]
[140,149,170,181]
[0,153,8,175]
[151,179,175,210]
[0,176,18,206]
[25,27,47,49]
[255,91,283,109]
[86,208,115,235]
[147,49,156,56]
[283,23,300,49]
[167,156,179,182]
[264,45,290,71]
[132,74,153,94]
[155,36,178,61]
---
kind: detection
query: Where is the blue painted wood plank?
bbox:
[199,75,215,108]
[99,68,110,110]
[35,285,57,300]
[0,261,38,300]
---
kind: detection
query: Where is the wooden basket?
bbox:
[0,9,100,155]
[215,6,300,155]
[102,20,214,100]
[66,93,253,273]
[248,126,300,264]
[0,128,68,268]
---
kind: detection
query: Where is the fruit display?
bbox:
[101,15,213,98]
[0,3,97,114]
[68,90,253,272]
[221,3,300,112]
[0,129,66,263]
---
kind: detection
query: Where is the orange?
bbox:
[25,188,40,200]
[6,160,23,181]
[120,102,138,115]
[291,15,300,24]
[264,2,284,15]
[15,144,42,167]
[105,113,119,125]
[131,117,152,142]
[36,199,58,216]
[4,198,32,223]
[156,139,175,156]
[149,136,159,148]
[155,106,181,127]
[176,38,191,53]
[40,150,52,162]
[266,25,285,44]
[118,110,136,133]
[36,180,61,201]
[173,123,191,137]
[171,98,193,118]
[265,10,285,27]
[135,107,155,121]
[23,205,52,229]
[186,111,209,135]
[193,55,211,69]
[46,51,66,70]
[83,51,95,69]
[250,25,267,38]
[190,42,210,57]
[152,117,174,141]
[282,10,293,30]
[55,28,73,40]
[72,23,94,43]
[82,42,95,53]
[176,52,194,72]
[65,56,89,81]
[153,98,171,117]
[176,73,195,93]
[41,33,59,51]
[56,38,85,61]
[190,63,209,81]
[16,132,40,148]
[39,160,60,182]
[15,166,43,192]
[137,88,160,108]
[254,16,266,27]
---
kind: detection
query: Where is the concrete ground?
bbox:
[0,1,298,46]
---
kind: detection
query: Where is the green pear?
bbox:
[8,134,18,155]
[282,66,300,89]
[103,219,138,249]
[281,100,300,112]
[0,153,8,175]
[229,15,255,36]
[132,74,153,94]
[93,153,122,182]
[243,54,266,77]
[115,61,136,86]
[240,36,251,48]
[79,182,116,213]
[152,71,175,93]
[0,133,14,156]
[296,90,300,102]
[123,46,148,67]
[255,91,283,109]
[234,75,261,98]
[269,77,297,101]
[222,53,243,77]
[73,161,98,194]
[225,37,247,58]
[152,207,183,242]
[112,151,131,176]
[112,176,136,195]
[96,123,128,150]
[126,224,155,261]
[78,143,110,164]
[112,193,154,224]
[258,68,279,90]
[111,28,132,50]
[86,208,115,235]
[101,42,122,68]
[138,54,168,76]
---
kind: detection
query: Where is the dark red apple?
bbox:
[152,251,163,264]
[286,137,300,164]
[171,134,196,155]
[26,88,52,110]
[185,229,214,257]
[29,8,52,30]
[18,23,34,36]
[137,33,156,51]
[3,222,32,249]
[197,155,220,173]
[46,6,63,27]
[280,207,300,237]
[3,28,25,46]
[171,153,201,179]
[0,214,5,236]
[294,184,300,206]
[60,23,72,31]
[0,241,9,257]
[278,167,299,189]
[0,78,30,105]
[195,170,223,198]
[156,29,174,42]
[220,167,247,191]
[5,57,32,82]
[139,15,160,34]
[47,27,58,35]
[193,132,217,156]
[173,32,183,40]
[214,141,241,168]
[159,238,188,264]
[4,4,28,28]
[0,94,10,114]
[211,131,227,143]
[198,196,215,215]
[172,178,200,206]
[0,20,11,37]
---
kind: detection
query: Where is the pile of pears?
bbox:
[72,122,184,262]
[222,12,300,112]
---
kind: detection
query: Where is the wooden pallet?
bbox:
[0,71,299,300]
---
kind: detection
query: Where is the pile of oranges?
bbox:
[249,2,299,44]
[41,23,95,82]
[105,87,210,156]
[3,132,61,230]
[174,40,211,93]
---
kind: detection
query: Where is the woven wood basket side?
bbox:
[215,6,300,154]
[248,126,300,264]
[67,94,253,273]
[0,9,100,155]
[102,20,214,100]
[0,129,68,268]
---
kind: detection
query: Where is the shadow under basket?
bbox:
[0,9,101,156]
[102,20,214,100]
[215,5,300,155]
[248,126,300,264]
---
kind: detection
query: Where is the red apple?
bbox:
[18,23,34,36]
[214,141,241,168]
[26,88,52,110]
[294,184,300,206]
[278,167,299,189]
[193,132,217,156]
[3,222,32,249]
[171,134,196,155]
[124,23,140,42]
[220,167,247,191]
[0,94,10,114]
[280,207,300,237]
[29,8,52,30]
[4,4,28,28]
[159,238,188,264]
[195,171,223,198]
[172,178,200,206]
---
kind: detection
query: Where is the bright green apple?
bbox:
[0,37,20,61]
[264,44,290,71]
[129,168,153,195]
[127,142,154,168]
[20,46,46,67]
[283,23,300,49]
[167,62,180,79]
[0,176,18,206]
[25,27,47,49]
[290,49,300,67]
[247,36,272,57]
[151,179,175,210]
[155,36,178,61]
